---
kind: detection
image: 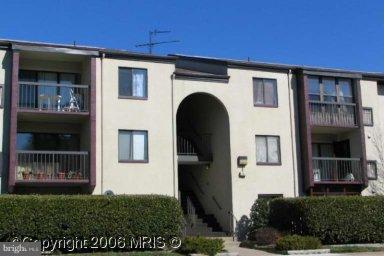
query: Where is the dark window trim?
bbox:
[253,77,279,108]
[256,135,282,165]
[362,107,374,127]
[118,129,149,163]
[367,160,378,180]
[118,67,148,100]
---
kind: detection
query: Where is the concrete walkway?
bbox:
[223,238,384,256]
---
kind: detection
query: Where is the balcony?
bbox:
[15,150,89,184]
[18,82,89,113]
[309,101,357,127]
[312,157,363,183]
[177,132,212,164]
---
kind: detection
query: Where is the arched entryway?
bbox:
[176,93,232,236]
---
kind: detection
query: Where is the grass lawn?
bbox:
[65,251,182,256]
[329,246,384,253]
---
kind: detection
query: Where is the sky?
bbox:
[0,0,383,72]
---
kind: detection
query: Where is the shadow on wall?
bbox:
[1,51,11,194]
[236,215,251,241]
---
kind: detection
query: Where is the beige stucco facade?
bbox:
[96,57,175,196]
[0,39,383,234]
[361,79,384,194]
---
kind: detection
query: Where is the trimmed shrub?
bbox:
[179,236,224,256]
[248,227,281,246]
[275,235,321,251]
[249,198,270,230]
[269,196,384,244]
[0,195,183,243]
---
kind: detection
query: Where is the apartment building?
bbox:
[0,39,382,235]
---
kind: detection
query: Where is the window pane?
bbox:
[60,74,76,84]
[132,69,147,97]
[267,137,279,163]
[118,131,132,161]
[308,77,320,95]
[367,162,377,180]
[320,144,333,157]
[256,136,267,163]
[309,94,321,101]
[133,131,147,160]
[60,74,77,108]
[19,70,37,82]
[312,144,320,157]
[253,79,264,104]
[323,78,337,102]
[377,83,384,96]
[264,79,277,106]
[363,108,373,126]
[338,79,352,97]
[119,68,132,96]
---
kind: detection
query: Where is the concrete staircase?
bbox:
[181,190,227,237]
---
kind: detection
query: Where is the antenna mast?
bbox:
[135,29,180,54]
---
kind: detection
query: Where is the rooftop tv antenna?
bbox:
[135,29,180,54]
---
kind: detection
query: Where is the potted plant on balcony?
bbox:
[58,171,66,180]
[22,170,31,180]
[73,171,82,180]
[36,171,45,180]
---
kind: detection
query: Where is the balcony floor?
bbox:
[18,110,89,123]
[15,179,89,187]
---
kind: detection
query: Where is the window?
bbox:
[253,78,278,107]
[256,135,281,165]
[308,76,353,103]
[363,108,373,126]
[367,161,378,180]
[118,130,148,162]
[258,194,283,199]
[16,133,80,151]
[377,82,384,96]
[18,70,80,109]
[119,68,147,99]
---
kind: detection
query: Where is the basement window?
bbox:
[367,161,378,180]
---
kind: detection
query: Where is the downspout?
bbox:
[287,69,298,196]
[100,53,105,194]
[171,73,176,198]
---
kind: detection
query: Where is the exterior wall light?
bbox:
[237,156,248,178]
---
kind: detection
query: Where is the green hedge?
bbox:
[275,235,321,251]
[0,195,183,242]
[178,237,224,256]
[269,196,384,244]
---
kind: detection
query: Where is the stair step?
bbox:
[181,190,224,236]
